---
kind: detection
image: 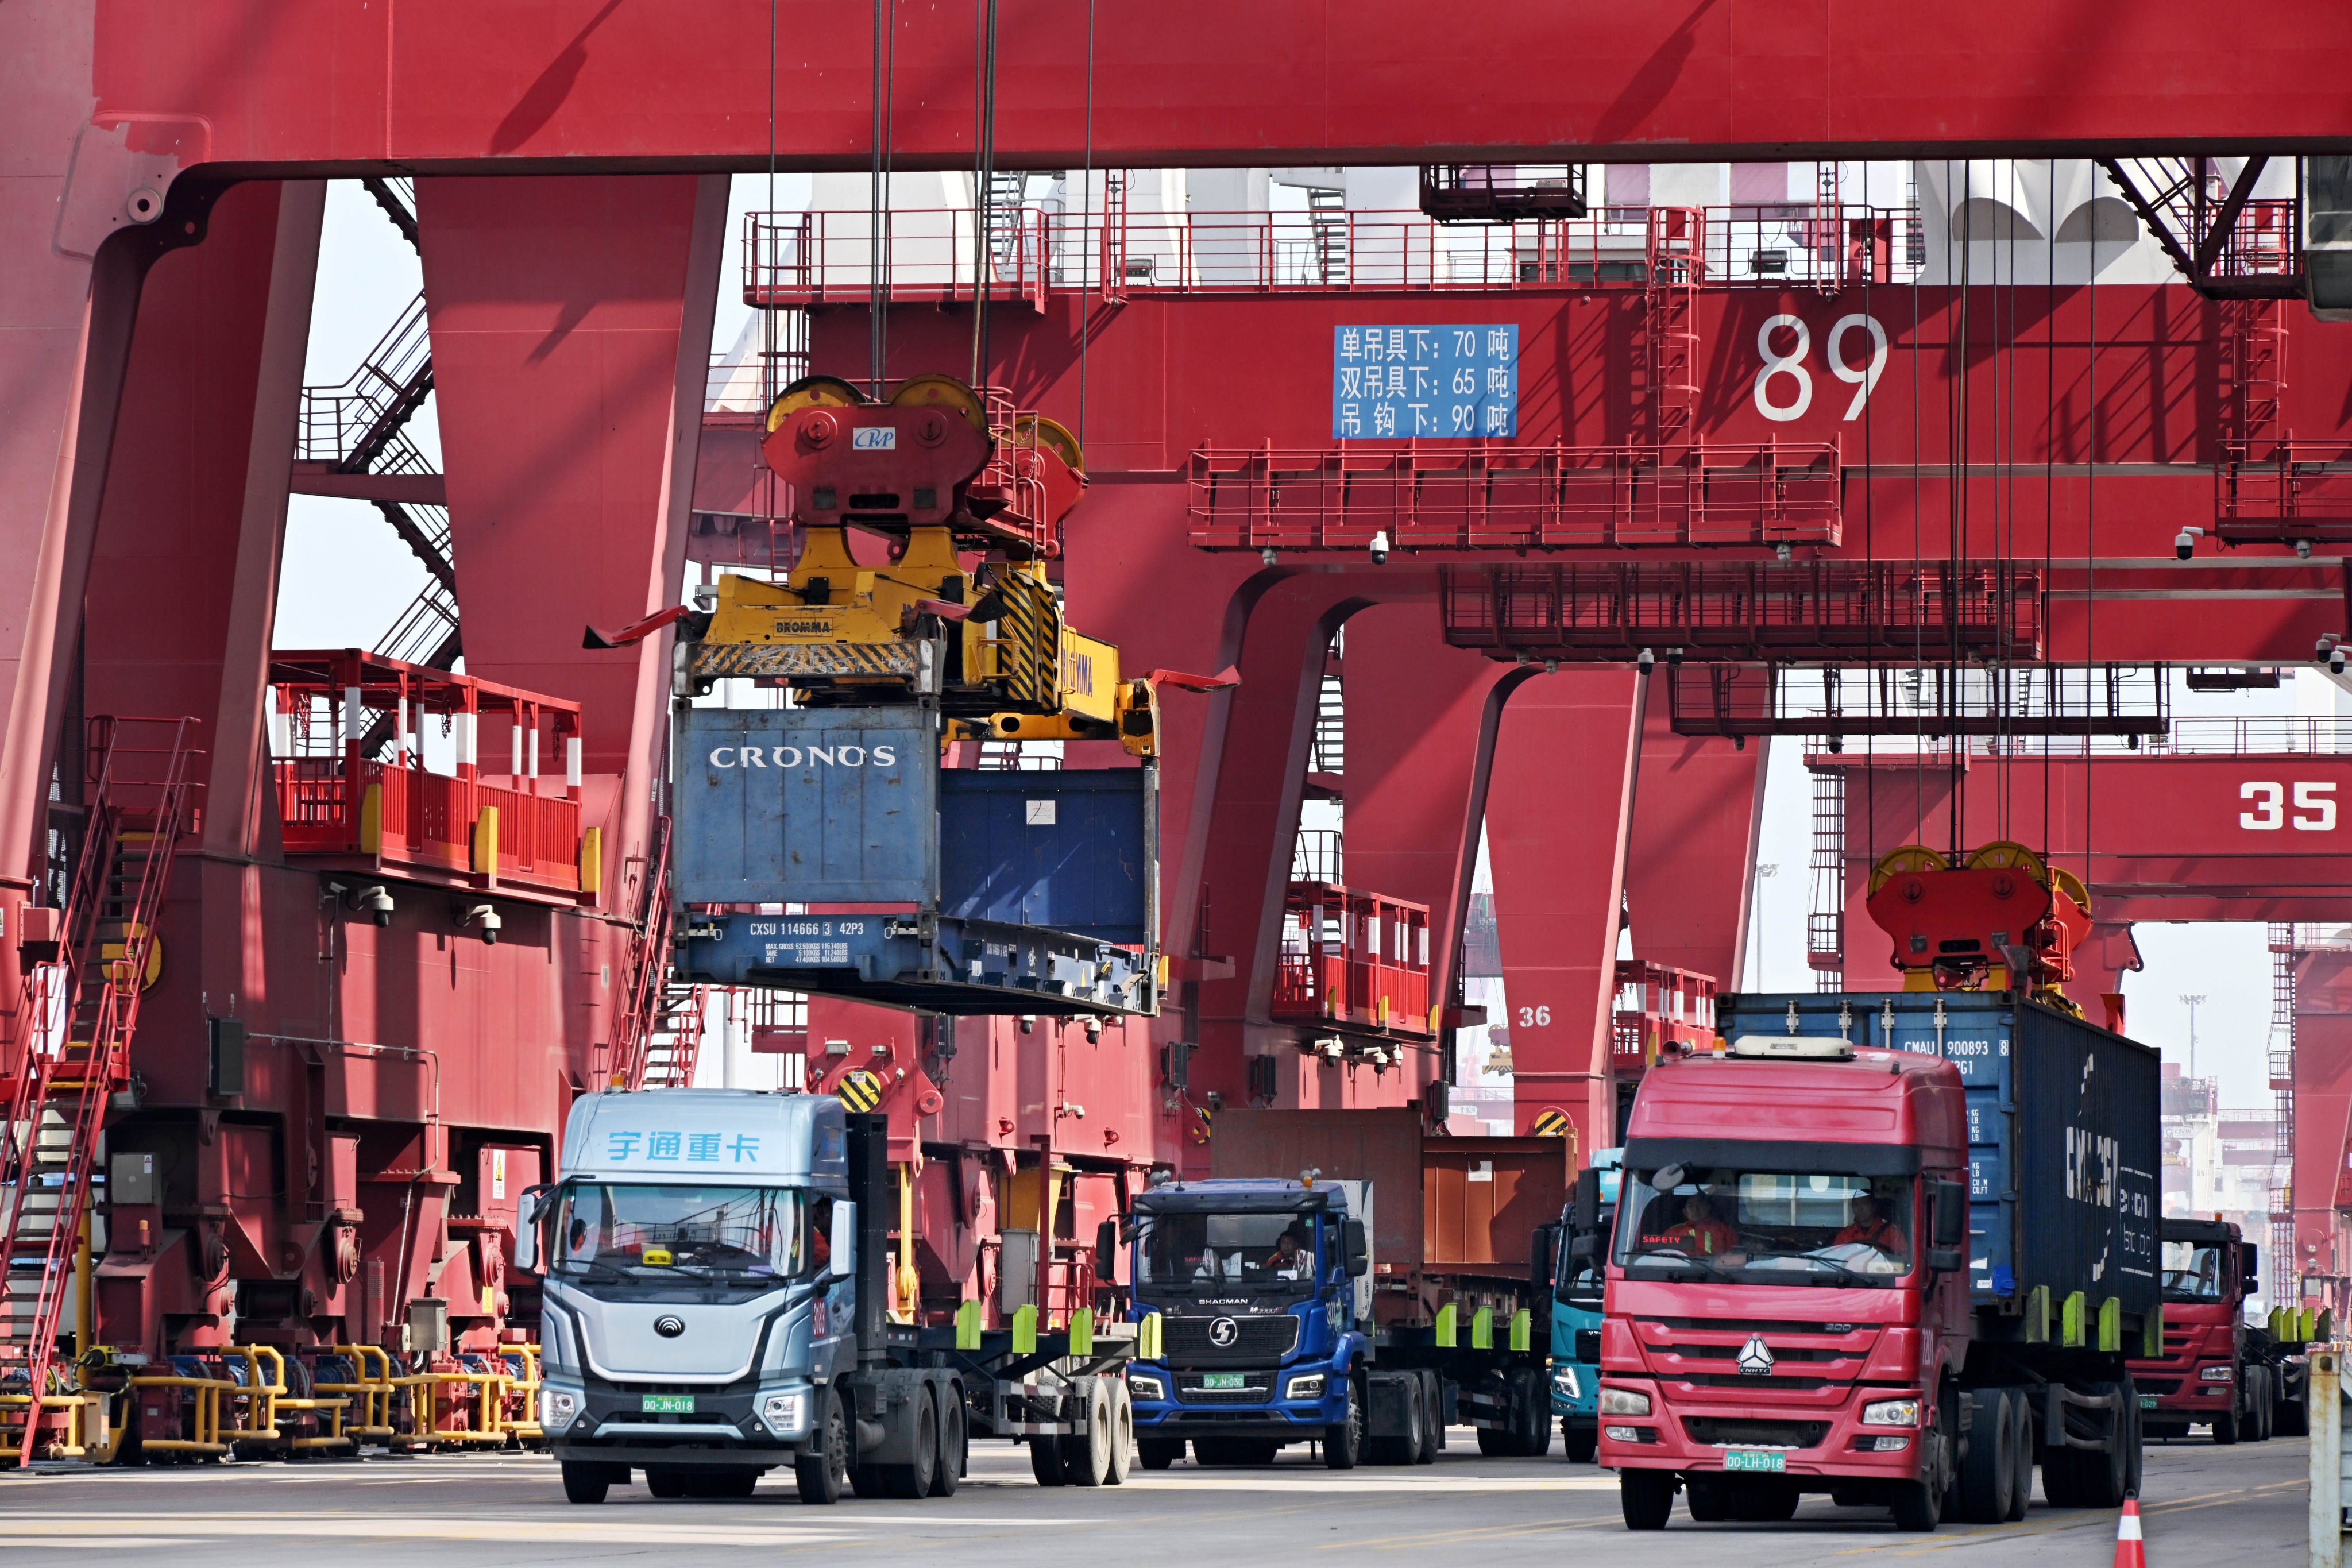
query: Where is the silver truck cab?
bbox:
[520,1090,860,1500]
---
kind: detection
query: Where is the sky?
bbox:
[291,175,2320,1111]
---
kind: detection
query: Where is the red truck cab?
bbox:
[1598,1038,1974,1530]
[2128,1217,2267,1443]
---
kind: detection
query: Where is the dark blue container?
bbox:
[937,768,1154,943]
[1716,991,2160,1333]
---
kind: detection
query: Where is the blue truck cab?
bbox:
[1121,1177,1376,1468]
[1549,1146,1620,1463]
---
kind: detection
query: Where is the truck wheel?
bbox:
[1957,1388,2016,1523]
[645,1466,689,1499]
[2278,1374,2310,1437]
[1563,1423,1597,1463]
[1137,1438,1184,1470]
[1066,1381,1114,1486]
[1413,1370,1440,1464]
[689,1469,760,1499]
[795,1387,851,1505]
[1684,1476,1729,1521]
[1515,1370,1552,1457]
[2211,1398,2239,1445]
[929,1387,965,1496]
[1103,1381,1134,1485]
[561,1461,614,1504]
[2003,1393,2033,1521]
[883,1388,939,1497]
[1889,1476,1942,1532]
[1030,1435,1068,1486]
[1734,1482,1798,1521]
[2253,1368,2275,1440]
[2077,1385,2130,1507]
[1322,1387,1364,1470]
[1620,1469,1675,1530]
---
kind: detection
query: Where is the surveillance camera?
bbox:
[356,886,394,927]
[2175,529,2196,561]
[1018,1014,1037,1034]
[1774,541,1793,563]
[462,903,501,944]
[1368,529,1390,566]
[1667,647,1685,667]
[1260,546,1279,566]
[1084,1017,1103,1042]
[1637,648,1656,673]
[2299,538,2315,559]
[2335,652,2346,677]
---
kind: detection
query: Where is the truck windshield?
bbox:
[1136,1212,1319,1292]
[1615,1167,1913,1288]
[2161,1241,2228,1301]
[550,1184,809,1283]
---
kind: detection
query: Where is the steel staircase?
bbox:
[0,717,202,1465]
[1307,187,1348,285]
[635,983,709,1091]
[608,816,678,1091]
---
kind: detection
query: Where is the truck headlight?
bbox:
[1552,1367,1582,1400]
[760,1390,808,1436]
[1599,1388,1651,1417]
[540,1387,581,1430]
[1127,1372,1167,1402]
[1286,1373,1326,1400]
[2199,1365,2235,1383]
[1861,1398,1921,1427]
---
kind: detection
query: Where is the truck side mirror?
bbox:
[1343,1218,1369,1279]
[831,1200,858,1282]
[1573,1168,1602,1233]
[1095,1218,1121,1284]
[512,1184,552,1272]
[1933,1180,1968,1249]
[1529,1222,1559,1291]
[2241,1241,2261,1292]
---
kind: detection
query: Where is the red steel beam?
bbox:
[67,2,2352,184]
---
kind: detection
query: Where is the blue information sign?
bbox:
[1332,323,1518,440]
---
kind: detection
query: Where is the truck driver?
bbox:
[1834,1191,1907,1257]
[1660,1193,1740,1257]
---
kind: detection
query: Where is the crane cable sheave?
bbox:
[1864,840,2092,1008]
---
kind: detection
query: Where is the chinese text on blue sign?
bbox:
[1333,325,1519,440]
[605,1131,762,1163]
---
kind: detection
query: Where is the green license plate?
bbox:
[2140,1395,2159,1410]
[1724,1449,1786,1473]
[642,1394,696,1415]
[1201,1373,1246,1391]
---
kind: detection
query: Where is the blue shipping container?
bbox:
[1716,992,2160,1331]
[938,768,1154,944]
[674,708,935,905]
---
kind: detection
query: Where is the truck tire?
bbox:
[2004,1394,2033,1521]
[2211,1396,2239,1445]
[1890,1476,1942,1532]
[1685,1476,1730,1521]
[2077,1384,2130,1507]
[882,1388,939,1497]
[646,1466,689,1499]
[1065,1381,1114,1486]
[1734,1482,1799,1521]
[561,1461,615,1504]
[1138,1438,1184,1470]
[2253,1368,2275,1440]
[1515,1369,1552,1457]
[1415,1370,1440,1464]
[1620,1469,1675,1530]
[929,1388,964,1497]
[1103,1381,1134,1485]
[2277,1373,2310,1436]
[1322,1387,1364,1470]
[1030,1435,1068,1486]
[1956,1388,2016,1523]
[795,1386,850,1505]
[689,1469,760,1499]
[1563,1423,1597,1463]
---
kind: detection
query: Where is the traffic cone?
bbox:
[2111,1497,2146,1568]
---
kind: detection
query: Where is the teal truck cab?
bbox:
[1551,1148,1620,1462]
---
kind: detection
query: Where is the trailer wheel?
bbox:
[1066,1381,1114,1486]
[561,1461,615,1505]
[1103,1381,1134,1485]
[1029,1434,1068,1486]
[1513,1369,1552,1457]
[1413,1370,1439,1464]
[1619,1469,1675,1530]
[929,1387,964,1497]
[883,1388,939,1497]
[795,1386,850,1505]
[2073,1383,2130,1507]
[2277,1370,2310,1436]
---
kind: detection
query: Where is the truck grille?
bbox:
[2136,1378,2183,1397]
[1175,1373,1274,1404]
[1683,1418,1828,1450]
[1162,1315,1300,1365]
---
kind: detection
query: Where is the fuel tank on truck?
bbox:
[1714,994,2161,1336]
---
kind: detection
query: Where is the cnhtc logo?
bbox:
[709,743,897,770]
